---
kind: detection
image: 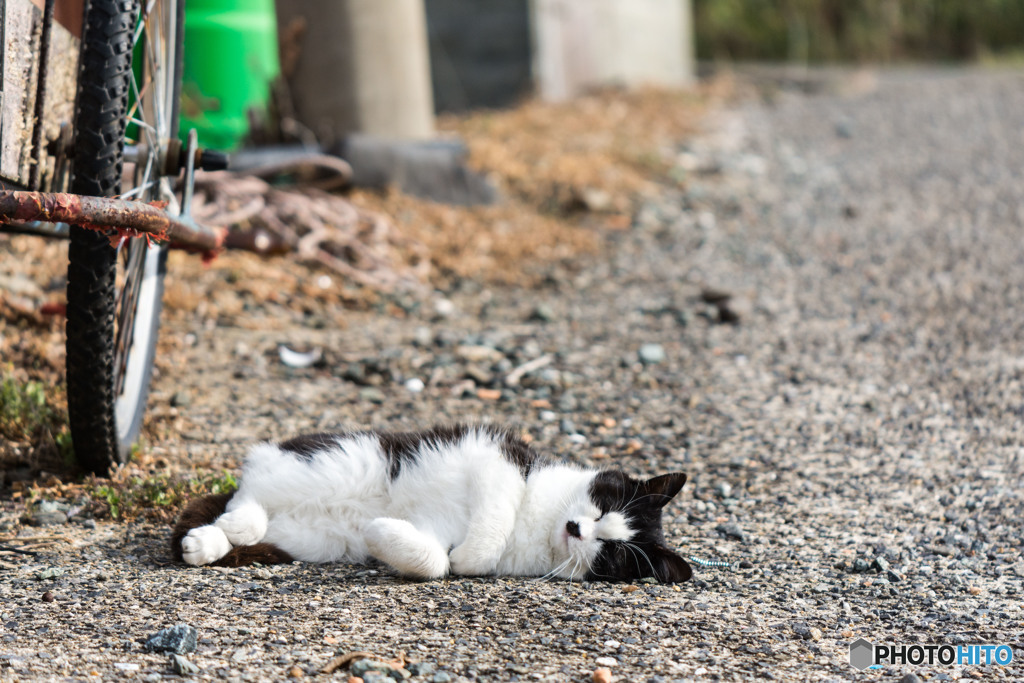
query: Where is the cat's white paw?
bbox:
[448,542,499,576]
[364,517,449,580]
[181,525,231,566]
[215,503,267,546]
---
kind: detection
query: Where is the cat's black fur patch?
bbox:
[494,427,541,477]
[377,426,467,479]
[378,424,539,479]
[279,433,341,461]
[279,425,539,478]
[586,470,691,583]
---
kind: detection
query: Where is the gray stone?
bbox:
[530,304,555,322]
[144,624,198,655]
[28,510,66,526]
[351,659,393,677]
[170,391,192,408]
[358,387,386,404]
[638,343,666,365]
[35,568,65,581]
[407,662,436,676]
[170,654,200,675]
[715,522,747,543]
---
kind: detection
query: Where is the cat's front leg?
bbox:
[448,540,503,576]
[447,506,517,576]
[181,525,232,566]
[364,517,449,580]
[215,497,268,547]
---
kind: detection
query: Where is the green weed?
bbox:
[1,375,54,439]
[88,470,239,521]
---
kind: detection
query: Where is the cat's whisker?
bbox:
[623,541,657,578]
[622,492,668,515]
[536,556,573,582]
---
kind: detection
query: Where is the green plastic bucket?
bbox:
[179,0,280,151]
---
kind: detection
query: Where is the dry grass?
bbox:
[350,86,713,285]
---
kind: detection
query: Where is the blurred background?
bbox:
[695,0,1024,63]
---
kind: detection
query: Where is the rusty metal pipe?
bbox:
[0,190,225,253]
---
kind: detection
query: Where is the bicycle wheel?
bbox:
[66,0,185,474]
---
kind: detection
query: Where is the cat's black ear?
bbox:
[651,546,692,583]
[643,473,687,507]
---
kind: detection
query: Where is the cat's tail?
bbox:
[171,493,294,567]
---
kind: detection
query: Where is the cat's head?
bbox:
[556,470,691,583]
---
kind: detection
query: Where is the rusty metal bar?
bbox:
[0,190,225,253]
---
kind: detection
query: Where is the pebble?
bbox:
[351,660,393,677]
[637,343,666,365]
[432,298,455,319]
[28,509,67,526]
[594,656,618,667]
[36,568,64,580]
[592,668,613,683]
[358,387,386,404]
[406,662,435,676]
[41,591,54,602]
[170,654,200,675]
[170,390,192,407]
[899,675,922,683]
[455,344,503,363]
[144,624,198,655]
[715,522,747,543]
[289,665,304,677]
[431,673,452,683]
[530,304,555,322]
[404,377,425,393]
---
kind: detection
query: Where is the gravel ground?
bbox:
[3,67,1024,682]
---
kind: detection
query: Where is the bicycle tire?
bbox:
[66,0,184,474]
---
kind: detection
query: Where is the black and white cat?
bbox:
[172,425,692,583]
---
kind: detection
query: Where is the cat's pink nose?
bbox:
[565,521,581,538]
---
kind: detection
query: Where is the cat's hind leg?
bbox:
[364,518,449,580]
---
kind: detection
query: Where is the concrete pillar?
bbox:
[277,0,436,144]
[531,0,695,101]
